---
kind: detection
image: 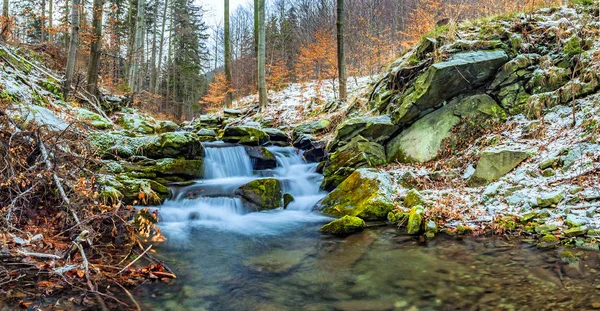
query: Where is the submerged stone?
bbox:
[320,216,366,236]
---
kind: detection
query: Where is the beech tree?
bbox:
[257,0,267,108]
[62,0,80,99]
[86,0,104,96]
[224,0,232,107]
[336,0,346,101]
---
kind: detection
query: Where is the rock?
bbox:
[564,227,586,237]
[535,224,558,234]
[565,214,586,227]
[76,108,112,129]
[235,178,283,211]
[469,148,529,184]
[224,108,243,117]
[303,145,327,163]
[243,248,312,274]
[489,54,538,91]
[330,115,398,151]
[263,128,290,146]
[526,67,571,94]
[333,300,394,311]
[404,189,424,208]
[541,168,556,177]
[221,126,269,146]
[89,131,205,160]
[13,103,68,131]
[407,205,425,235]
[392,50,509,125]
[122,158,204,179]
[536,190,564,208]
[320,216,366,236]
[116,174,170,205]
[294,119,331,135]
[190,115,223,130]
[116,112,157,134]
[244,146,277,170]
[539,157,562,170]
[197,128,217,141]
[387,94,505,163]
[283,193,294,209]
[321,136,387,191]
[536,235,559,249]
[387,210,407,224]
[156,120,178,133]
[317,169,394,220]
[292,133,315,150]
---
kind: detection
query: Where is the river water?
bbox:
[135,143,600,311]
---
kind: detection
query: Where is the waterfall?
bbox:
[157,143,329,236]
[203,143,254,179]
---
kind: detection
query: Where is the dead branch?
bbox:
[119,244,152,274]
[17,249,62,260]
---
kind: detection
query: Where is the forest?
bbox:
[1,0,600,310]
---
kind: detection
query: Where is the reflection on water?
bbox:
[135,226,600,311]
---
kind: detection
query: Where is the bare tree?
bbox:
[86,0,104,96]
[150,0,160,92]
[336,0,346,101]
[129,0,145,93]
[154,0,168,93]
[257,0,267,108]
[62,0,80,98]
[225,0,233,107]
[1,0,8,41]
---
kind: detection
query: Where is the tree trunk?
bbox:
[336,0,347,101]
[253,0,258,57]
[1,0,9,41]
[48,0,53,41]
[63,0,69,47]
[129,0,145,93]
[224,0,232,108]
[257,0,267,108]
[41,0,46,42]
[154,0,168,94]
[86,0,104,96]
[62,0,80,99]
[149,0,159,92]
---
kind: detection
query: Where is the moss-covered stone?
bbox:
[294,119,331,135]
[221,126,269,146]
[560,250,578,264]
[263,128,290,146]
[320,216,366,236]
[116,174,170,205]
[235,178,283,212]
[564,227,586,237]
[116,113,157,134]
[469,148,529,185]
[536,234,559,249]
[244,146,277,170]
[76,108,113,129]
[321,135,386,191]
[122,158,204,179]
[536,190,564,208]
[407,205,425,235]
[404,189,424,208]
[156,120,178,133]
[283,193,295,209]
[329,115,398,151]
[387,210,408,224]
[318,168,394,220]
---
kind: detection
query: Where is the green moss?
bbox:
[235,178,283,211]
[563,36,582,57]
[560,250,578,264]
[407,205,424,235]
[320,216,366,236]
[536,234,559,249]
[456,224,473,235]
[40,78,64,100]
[404,189,424,208]
[283,193,295,209]
[387,210,408,224]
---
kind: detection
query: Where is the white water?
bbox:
[157,143,330,237]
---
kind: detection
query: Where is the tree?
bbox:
[128,0,145,93]
[224,0,232,107]
[257,0,267,108]
[154,0,168,93]
[48,0,53,41]
[62,0,80,99]
[1,0,9,41]
[149,0,159,92]
[86,0,104,96]
[336,0,346,101]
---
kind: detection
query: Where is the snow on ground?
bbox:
[233,76,377,127]
[386,95,600,233]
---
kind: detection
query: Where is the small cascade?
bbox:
[157,142,329,236]
[203,143,254,179]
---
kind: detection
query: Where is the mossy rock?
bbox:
[122,158,204,179]
[263,128,290,146]
[156,120,178,133]
[221,126,269,146]
[235,178,283,212]
[76,108,113,129]
[283,193,295,209]
[293,120,331,135]
[536,190,564,208]
[317,168,394,221]
[536,235,559,249]
[407,205,425,235]
[116,113,157,134]
[320,216,366,237]
[321,135,387,191]
[404,189,424,208]
[329,115,398,151]
[116,174,170,205]
[468,148,529,185]
[387,210,408,224]
[244,146,277,170]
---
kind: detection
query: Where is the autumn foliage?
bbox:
[202,72,232,110]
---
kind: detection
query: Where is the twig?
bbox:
[17,249,62,260]
[115,282,142,311]
[119,244,152,274]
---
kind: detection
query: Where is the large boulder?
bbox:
[387,94,505,163]
[329,115,398,151]
[188,115,223,130]
[76,108,112,129]
[317,168,394,220]
[392,50,509,125]
[321,136,387,191]
[235,178,283,212]
[293,119,331,135]
[156,120,178,133]
[115,112,157,134]
[263,128,290,146]
[121,158,204,180]
[221,126,269,146]
[100,173,170,205]
[244,146,277,170]
[469,148,530,184]
[89,131,205,160]
[320,216,366,236]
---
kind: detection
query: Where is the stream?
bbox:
[134,144,600,311]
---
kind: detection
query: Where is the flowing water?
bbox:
[135,143,600,311]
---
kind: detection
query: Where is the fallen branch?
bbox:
[17,249,62,260]
[119,244,152,274]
